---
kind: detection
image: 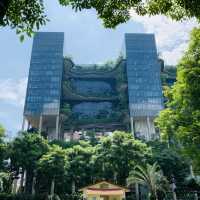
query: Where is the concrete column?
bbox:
[39,115,43,133]
[55,115,59,139]
[130,117,135,138]
[27,121,31,130]
[21,117,25,132]
[59,123,62,140]
[147,116,151,140]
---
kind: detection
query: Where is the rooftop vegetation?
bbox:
[61,54,129,132]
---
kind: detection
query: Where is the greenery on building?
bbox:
[60,54,176,134]
[60,55,129,132]
[161,66,177,86]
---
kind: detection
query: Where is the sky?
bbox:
[0,1,197,138]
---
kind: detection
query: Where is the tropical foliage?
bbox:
[127,163,169,200]
[0,125,6,170]
[9,132,49,193]
[156,27,200,173]
[37,145,68,196]
[148,140,189,184]
[1,0,199,36]
[0,129,192,199]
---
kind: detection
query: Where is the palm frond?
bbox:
[127,163,169,197]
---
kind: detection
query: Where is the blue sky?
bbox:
[0,1,197,138]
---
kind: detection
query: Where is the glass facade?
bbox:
[71,79,114,96]
[72,102,112,117]
[23,32,164,139]
[24,32,64,116]
[125,33,163,117]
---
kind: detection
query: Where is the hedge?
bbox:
[0,194,46,200]
[0,193,82,200]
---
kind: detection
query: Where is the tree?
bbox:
[0,124,11,193]
[85,131,98,146]
[59,0,200,28]
[66,141,94,193]
[0,172,10,193]
[0,124,7,170]
[127,163,169,200]
[93,131,151,185]
[0,0,47,40]
[156,27,200,173]
[148,140,189,185]
[9,132,49,193]
[1,0,200,36]
[37,145,68,197]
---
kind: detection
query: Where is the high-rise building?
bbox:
[23,32,163,141]
[125,34,163,140]
[23,32,64,140]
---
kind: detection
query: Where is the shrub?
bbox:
[0,193,46,200]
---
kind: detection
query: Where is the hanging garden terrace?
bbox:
[60,56,130,135]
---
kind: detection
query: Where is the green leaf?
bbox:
[19,35,24,42]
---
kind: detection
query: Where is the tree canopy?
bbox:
[9,132,49,193]
[59,0,200,28]
[156,27,200,173]
[0,0,199,37]
[127,163,169,200]
[0,125,7,171]
[148,140,189,184]
[93,131,151,185]
[0,126,196,198]
[37,145,68,196]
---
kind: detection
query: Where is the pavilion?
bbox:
[79,181,130,200]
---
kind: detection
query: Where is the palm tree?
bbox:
[127,163,169,200]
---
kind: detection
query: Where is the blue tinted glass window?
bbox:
[125,34,163,117]
[24,32,64,116]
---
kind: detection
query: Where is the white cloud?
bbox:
[130,11,198,65]
[0,78,27,106]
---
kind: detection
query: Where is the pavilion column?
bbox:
[55,115,59,139]
[39,115,43,134]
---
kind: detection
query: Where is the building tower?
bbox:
[23,32,163,141]
[23,32,64,140]
[124,33,163,140]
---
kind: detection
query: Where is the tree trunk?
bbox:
[32,176,36,195]
[135,183,139,200]
[50,179,55,196]
[72,180,75,193]
[190,164,194,178]
[0,0,10,24]
[25,170,33,194]
[149,192,158,200]
[172,191,177,200]
[11,178,18,194]
[19,169,24,193]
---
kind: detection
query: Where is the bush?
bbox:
[0,194,46,200]
[0,193,82,200]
